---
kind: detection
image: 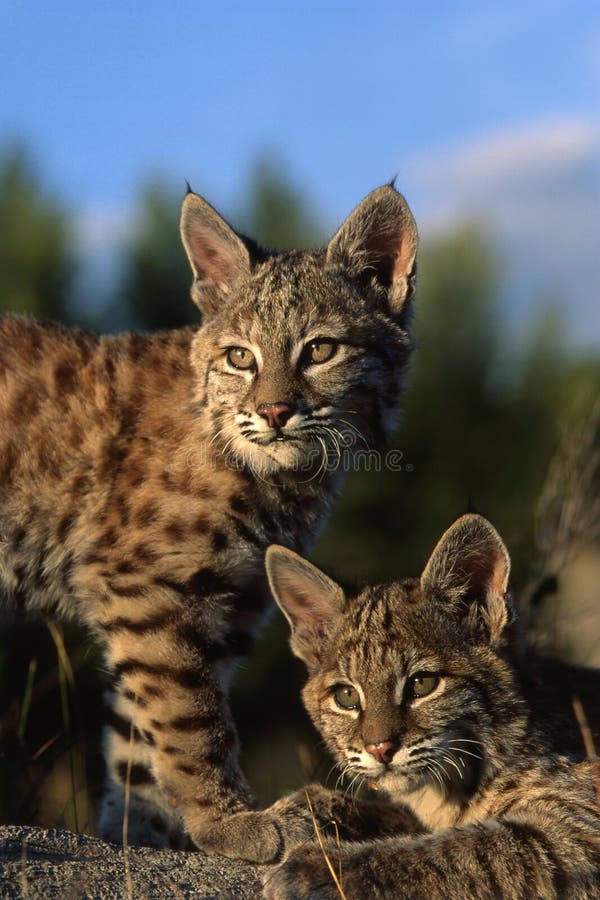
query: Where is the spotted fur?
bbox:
[264,515,600,897]
[0,185,417,860]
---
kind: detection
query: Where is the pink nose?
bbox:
[256,402,295,429]
[365,740,397,764]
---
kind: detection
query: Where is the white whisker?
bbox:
[446,745,484,761]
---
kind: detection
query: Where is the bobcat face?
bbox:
[191,255,411,477]
[304,591,494,802]
[266,514,528,807]
[181,186,418,479]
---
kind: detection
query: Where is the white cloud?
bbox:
[406,117,600,349]
[75,205,133,257]
[410,117,599,219]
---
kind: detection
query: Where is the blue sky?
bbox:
[3,1,600,343]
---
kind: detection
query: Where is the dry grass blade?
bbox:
[20,835,29,899]
[0,644,89,737]
[31,731,61,761]
[122,715,135,900]
[18,658,38,741]
[47,623,76,688]
[304,790,347,900]
[572,695,600,804]
[535,400,600,577]
[47,623,91,833]
[49,624,79,832]
[331,818,343,891]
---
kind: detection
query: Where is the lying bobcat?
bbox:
[0,185,417,859]
[264,514,600,897]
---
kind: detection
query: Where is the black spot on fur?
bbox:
[102,611,172,634]
[106,581,147,598]
[53,360,77,394]
[142,683,165,699]
[176,763,201,776]
[164,520,186,542]
[134,502,160,528]
[227,515,263,547]
[10,526,26,551]
[169,713,214,732]
[122,689,148,708]
[187,568,235,598]
[229,494,250,516]
[211,529,228,553]
[161,744,183,755]
[98,528,118,549]
[105,708,140,743]
[116,761,154,786]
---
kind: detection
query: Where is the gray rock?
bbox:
[0,826,263,899]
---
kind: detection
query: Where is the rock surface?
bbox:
[0,826,262,899]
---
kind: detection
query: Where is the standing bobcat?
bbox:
[264,514,600,897]
[0,185,417,860]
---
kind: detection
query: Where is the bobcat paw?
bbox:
[266,788,337,853]
[191,810,283,863]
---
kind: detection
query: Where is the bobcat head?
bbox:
[266,515,527,812]
[181,185,418,478]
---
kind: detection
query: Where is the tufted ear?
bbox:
[325,184,418,318]
[266,546,345,669]
[180,190,251,317]
[420,514,513,644]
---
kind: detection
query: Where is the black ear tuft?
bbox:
[184,179,194,195]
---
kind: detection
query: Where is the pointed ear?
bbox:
[420,514,513,644]
[325,185,418,317]
[180,191,251,317]
[266,546,345,668]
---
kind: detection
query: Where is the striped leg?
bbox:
[98,694,186,849]
[99,623,283,862]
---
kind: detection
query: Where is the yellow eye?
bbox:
[226,347,256,371]
[410,674,440,700]
[304,339,337,365]
[333,684,360,710]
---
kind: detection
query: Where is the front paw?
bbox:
[267,784,361,853]
[191,810,283,863]
[262,845,347,900]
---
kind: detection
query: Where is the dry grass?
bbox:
[121,714,135,900]
[19,834,30,899]
[572,696,600,805]
[47,623,90,834]
[304,790,347,900]
[17,658,37,742]
[535,400,600,579]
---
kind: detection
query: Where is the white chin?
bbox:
[378,769,412,794]
[238,439,318,476]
